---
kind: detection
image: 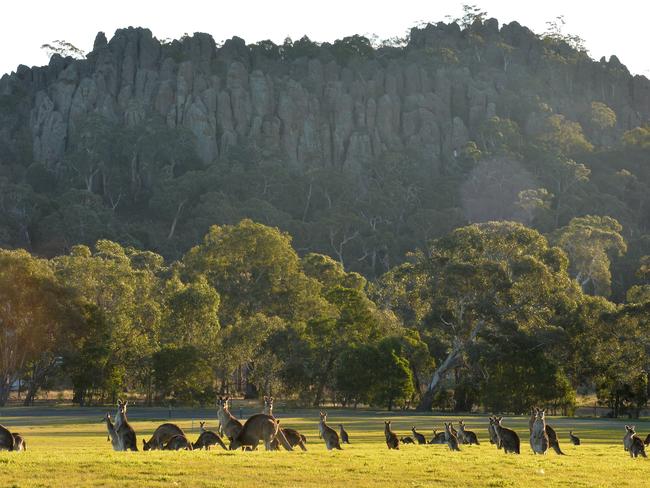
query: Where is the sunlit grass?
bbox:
[0,408,648,487]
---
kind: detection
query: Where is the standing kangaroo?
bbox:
[143,423,185,451]
[193,422,228,450]
[569,431,581,446]
[262,396,307,451]
[458,420,479,445]
[339,424,350,444]
[444,422,461,451]
[384,421,400,450]
[319,412,343,450]
[627,427,647,459]
[102,413,120,451]
[530,407,565,455]
[114,399,138,451]
[429,429,446,445]
[230,414,293,451]
[624,425,636,452]
[0,423,15,451]
[530,409,550,455]
[411,426,426,445]
[494,417,520,454]
[216,396,243,442]
[487,416,499,446]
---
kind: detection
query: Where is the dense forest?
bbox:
[1,9,649,414]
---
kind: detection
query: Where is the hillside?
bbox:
[1,17,650,297]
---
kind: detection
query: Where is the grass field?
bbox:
[0,406,648,487]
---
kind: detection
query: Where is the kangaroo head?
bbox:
[319,411,327,422]
[143,438,151,451]
[626,425,636,434]
[458,420,465,429]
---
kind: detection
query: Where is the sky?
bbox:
[2,0,649,77]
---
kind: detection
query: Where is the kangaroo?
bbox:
[11,433,26,451]
[0,423,15,451]
[216,396,243,442]
[458,420,479,445]
[448,422,459,442]
[429,429,447,445]
[102,413,120,451]
[193,427,228,450]
[569,431,581,446]
[624,425,636,452]
[163,434,193,451]
[530,409,550,455]
[384,421,399,450]
[230,414,293,451]
[545,424,565,455]
[401,436,415,444]
[494,417,520,454]
[318,412,342,451]
[411,426,426,445]
[487,416,499,446]
[339,424,350,444]
[143,423,185,451]
[629,429,647,459]
[114,400,138,451]
[270,428,308,451]
[444,422,461,452]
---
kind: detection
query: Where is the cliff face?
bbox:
[2,20,649,173]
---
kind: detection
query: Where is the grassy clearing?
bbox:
[0,408,648,487]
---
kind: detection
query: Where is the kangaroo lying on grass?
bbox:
[230,414,293,451]
[457,420,479,445]
[216,396,243,442]
[384,421,399,450]
[143,423,186,451]
[193,422,228,450]
[401,436,415,444]
[164,434,192,451]
[494,417,520,454]
[429,429,446,444]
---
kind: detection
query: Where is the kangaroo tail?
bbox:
[216,435,228,451]
[275,424,294,452]
[551,441,566,455]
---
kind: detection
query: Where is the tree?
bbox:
[552,215,627,296]
[41,40,85,60]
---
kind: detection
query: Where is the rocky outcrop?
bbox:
[1,21,649,171]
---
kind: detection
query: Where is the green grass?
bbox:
[0,408,648,487]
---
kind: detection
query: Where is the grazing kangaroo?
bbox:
[318,412,343,450]
[401,436,415,444]
[530,409,550,455]
[11,433,26,451]
[443,422,461,452]
[143,423,186,451]
[164,434,193,451]
[412,426,426,445]
[270,428,308,451]
[458,420,479,445]
[569,431,581,446]
[216,396,244,442]
[102,413,121,451]
[429,429,447,445]
[193,422,227,450]
[494,417,520,454]
[384,421,400,450]
[487,417,499,446]
[230,414,293,451]
[114,400,138,451]
[339,424,350,444]
[0,423,15,451]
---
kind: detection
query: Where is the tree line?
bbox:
[1,218,648,416]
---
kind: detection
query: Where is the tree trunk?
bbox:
[417,320,484,411]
